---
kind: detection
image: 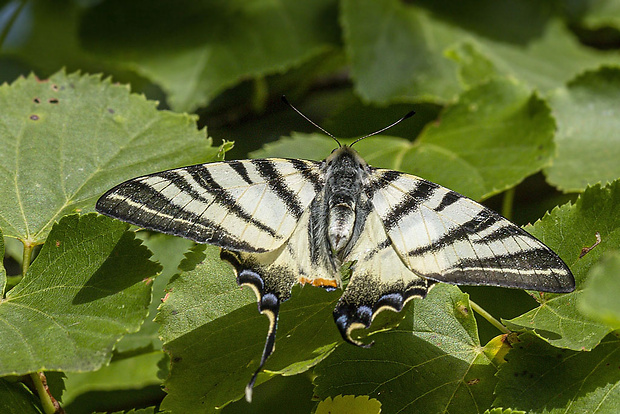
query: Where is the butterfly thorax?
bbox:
[323,146,369,255]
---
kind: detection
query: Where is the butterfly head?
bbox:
[325,145,369,171]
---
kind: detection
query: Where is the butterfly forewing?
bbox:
[366,168,575,293]
[96,158,322,252]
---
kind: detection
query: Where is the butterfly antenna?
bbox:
[350,110,416,147]
[282,95,341,148]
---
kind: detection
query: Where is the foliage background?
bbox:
[1,0,619,413]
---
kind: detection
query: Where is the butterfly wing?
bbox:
[222,193,340,401]
[365,169,575,292]
[333,168,575,345]
[334,202,434,346]
[96,158,323,253]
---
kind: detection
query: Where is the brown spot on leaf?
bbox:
[30,114,39,120]
[466,378,480,385]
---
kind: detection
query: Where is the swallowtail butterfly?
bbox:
[96,98,575,402]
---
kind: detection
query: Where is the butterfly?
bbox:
[96,97,575,402]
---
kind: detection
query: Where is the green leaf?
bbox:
[80,0,340,111]
[0,214,160,375]
[545,67,620,192]
[314,285,496,414]
[342,0,620,104]
[0,379,41,414]
[0,70,218,245]
[316,395,382,414]
[484,409,525,414]
[505,181,620,350]
[341,0,461,103]
[105,409,156,414]
[494,333,620,413]
[62,351,165,406]
[407,78,555,199]
[221,374,315,414]
[445,42,502,88]
[0,227,6,296]
[156,244,254,344]
[579,0,620,30]
[158,246,341,412]
[578,250,620,329]
[254,78,555,201]
[115,234,193,352]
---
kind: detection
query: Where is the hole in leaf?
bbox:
[48,98,59,104]
[33,97,41,103]
[30,114,39,121]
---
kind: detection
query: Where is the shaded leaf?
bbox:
[546,67,620,192]
[0,227,6,296]
[578,250,620,329]
[494,333,620,413]
[341,0,461,103]
[0,70,218,244]
[314,285,496,414]
[316,395,382,414]
[80,0,340,111]
[159,246,341,412]
[62,351,165,406]
[505,181,620,350]
[342,0,620,103]
[579,0,620,30]
[0,214,159,375]
[0,379,41,414]
[484,409,525,414]
[116,234,193,352]
[156,245,254,344]
[221,374,315,414]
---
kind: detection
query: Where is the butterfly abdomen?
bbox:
[323,147,369,254]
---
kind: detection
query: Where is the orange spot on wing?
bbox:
[299,276,338,288]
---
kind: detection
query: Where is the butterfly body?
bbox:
[96,143,574,401]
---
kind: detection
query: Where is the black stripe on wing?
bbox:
[382,180,438,231]
[184,166,278,237]
[253,160,306,219]
[406,209,501,256]
[428,248,575,292]
[96,176,264,251]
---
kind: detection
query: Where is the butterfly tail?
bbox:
[245,292,280,402]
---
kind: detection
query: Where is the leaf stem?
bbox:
[501,187,515,221]
[30,372,63,414]
[469,300,510,334]
[22,241,34,275]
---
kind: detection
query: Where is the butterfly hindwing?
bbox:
[221,199,340,401]
[334,202,434,346]
[366,168,575,293]
[96,158,322,253]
